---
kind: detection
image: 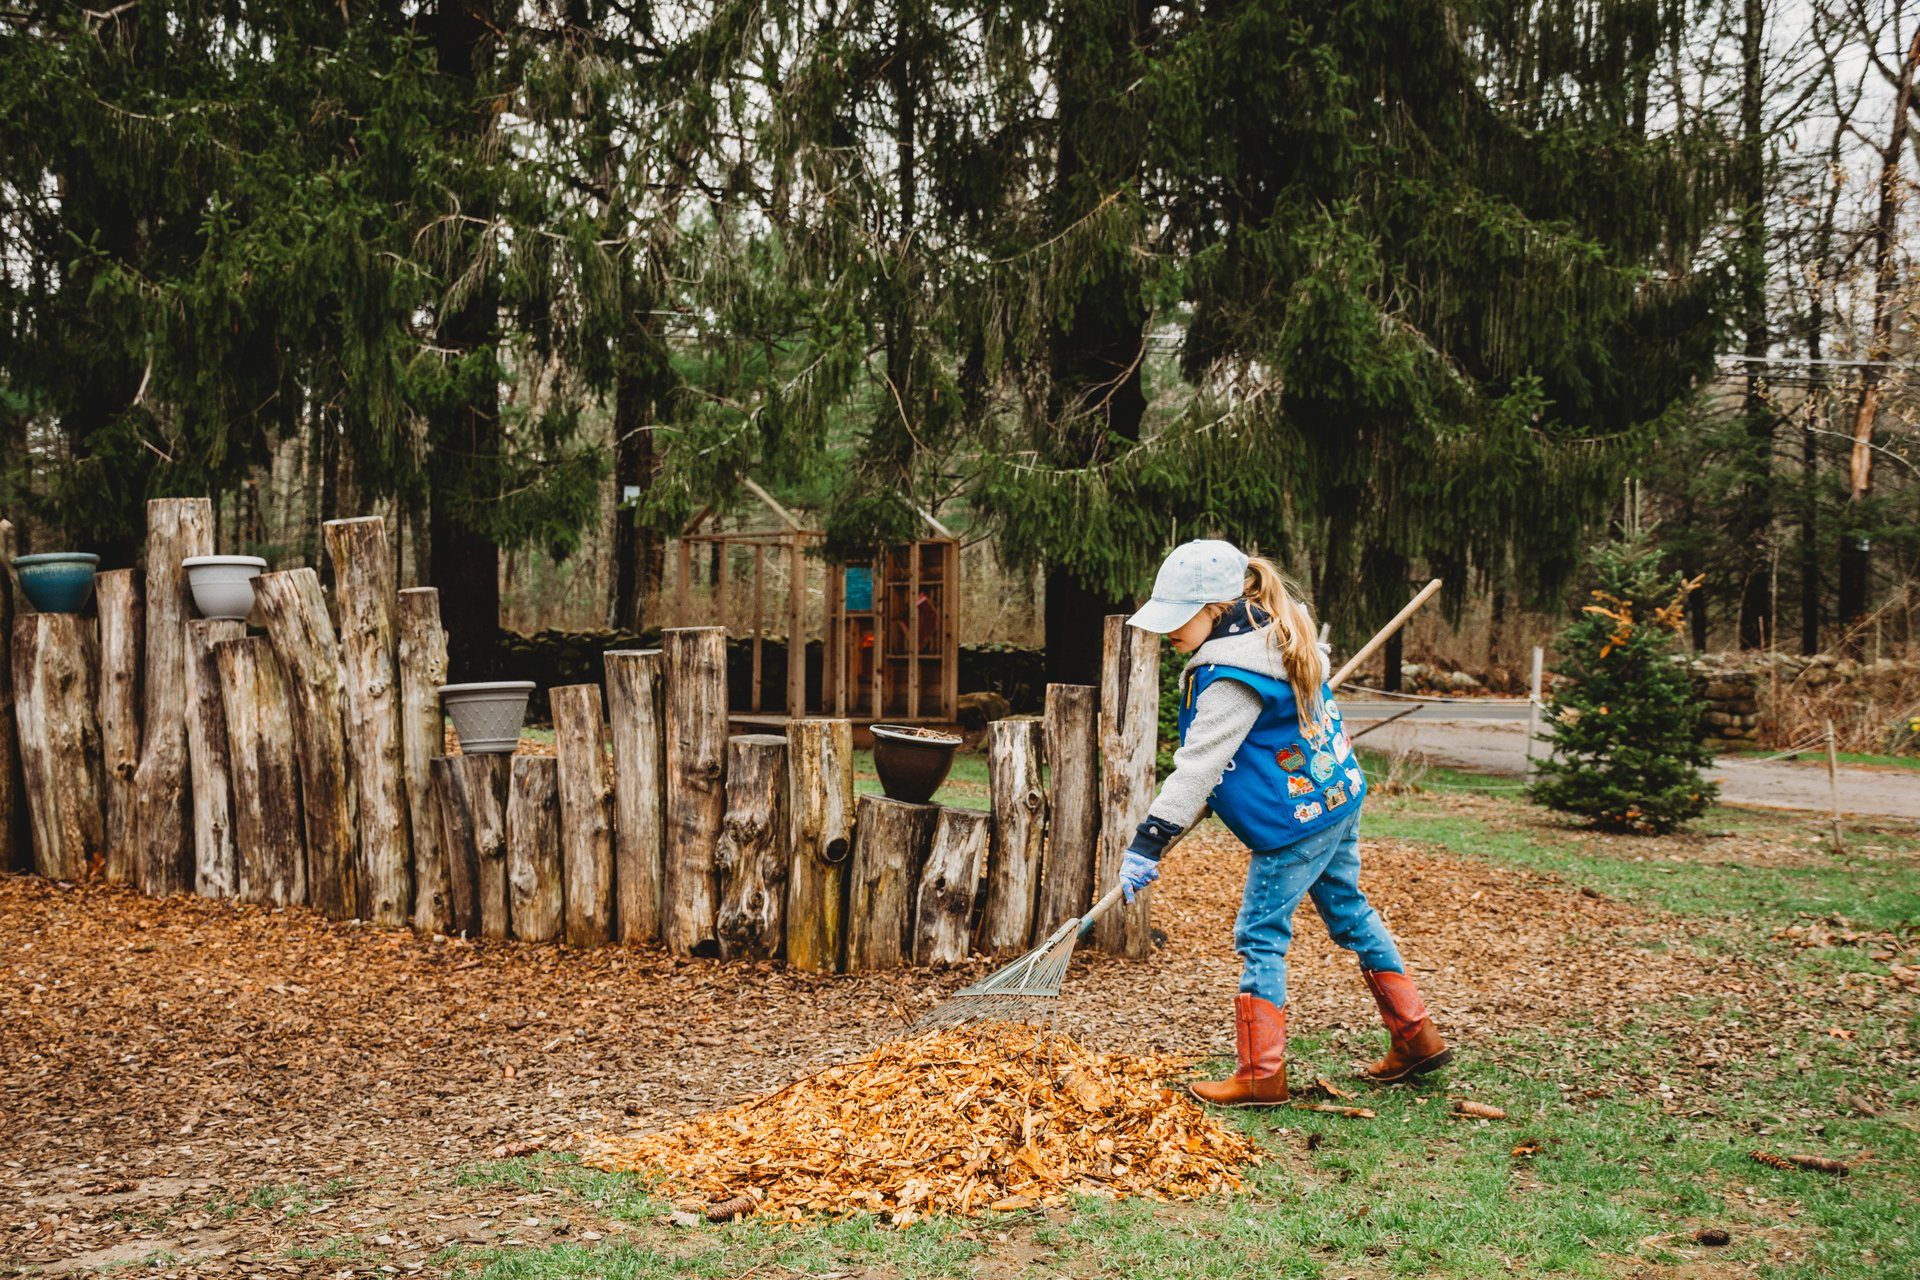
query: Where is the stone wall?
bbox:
[1690,662,1763,753]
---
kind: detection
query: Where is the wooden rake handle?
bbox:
[1330,578,1442,691]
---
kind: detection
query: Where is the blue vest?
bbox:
[1176,663,1366,853]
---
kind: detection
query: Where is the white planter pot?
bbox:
[439,681,536,754]
[182,555,268,621]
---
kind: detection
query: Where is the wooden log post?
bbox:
[661,626,727,956]
[1037,683,1098,932]
[131,497,212,896]
[11,614,105,880]
[324,517,410,926]
[255,568,359,919]
[979,719,1048,954]
[507,755,562,942]
[398,588,451,933]
[845,793,938,972]
[784,718,854,973]
[215,636,306,906]
[913,805,989,966]
[95,569,143,884]
[714,734,790,961]
[431,754,509,937]
[185,619,244,898]
[554,683,615,947]
[604,649,665,944]
[1097,616,1160,956]
[0,519,16,874]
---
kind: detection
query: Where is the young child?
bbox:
[1117,539,1452,1106]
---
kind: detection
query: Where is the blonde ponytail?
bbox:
[1244,556,1328,730]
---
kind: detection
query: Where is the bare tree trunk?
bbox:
[132,497,212,896]
[1840,24,1920,642]
[1734,0,1775,650]
[95,568,143,882]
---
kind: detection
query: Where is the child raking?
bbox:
[1118,540,1454,1106]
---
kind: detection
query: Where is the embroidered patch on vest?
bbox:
[1310,751,1336,783]
[1325,782,1349,809]
[1286,774,1314,797]
[1275,745,1306,772]
[1345,765,1366,792]
[1292,801,1324,823]
[1333,733,1352,763]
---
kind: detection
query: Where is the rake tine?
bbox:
[910,884,1127,1033]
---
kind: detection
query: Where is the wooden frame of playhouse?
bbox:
[2,497,1160,971]
[665,478,960,725]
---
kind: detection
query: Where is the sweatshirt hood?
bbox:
[1182,624,1294,681]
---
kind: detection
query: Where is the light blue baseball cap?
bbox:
[1126,539,1249,633]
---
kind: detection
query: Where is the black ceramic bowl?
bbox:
[869,724,963,803]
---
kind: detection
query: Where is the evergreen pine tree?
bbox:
[1529,535,1718,834]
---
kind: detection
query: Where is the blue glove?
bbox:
[1119,850,1160,903]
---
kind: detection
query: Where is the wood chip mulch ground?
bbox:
[3,805,1908,1273]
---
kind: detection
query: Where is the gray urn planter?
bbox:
[182,555,268,620]
[439,681,536,754]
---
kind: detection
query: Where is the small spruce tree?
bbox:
[1529,536,1718,834]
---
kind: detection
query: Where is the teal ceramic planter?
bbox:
[12,553,100,614]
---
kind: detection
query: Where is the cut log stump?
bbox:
[131,497,212,897]
[605,649,665,944]
[661,627,727,957]
[846,793,938,972]
[1038,683,1098,933]
[185,619,244,898]
[432,753,509,938]
[715,734,790,962]
[95,569,143,884]
[1098,616,1159,957]
[784,718,854,973]
[12,614,105,881]
[554,684,615,948]
[507,755,562,942]
[913,805,989,966]
[979,718,1047,955]
[398,588,450,934]
[215,636,306,906]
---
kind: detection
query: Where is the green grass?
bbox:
[1727,747,1920,771]
[439,770,1917,1279]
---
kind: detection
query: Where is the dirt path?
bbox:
[1350,717,1920,818]
[0,813,1895,1276]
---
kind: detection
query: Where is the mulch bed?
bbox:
[2,817,1906,1274]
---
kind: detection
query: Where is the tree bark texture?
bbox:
[185,619,244,898]
[554,683,615,947]
[661,626,727,956]
[398,588,451,933]
[215,636,306,906]
[95,568,143,883]
[783,718,854,973]
[507,755,563,942]
[255,568,360,920]
[714,734,790,962]
[1037,683,1098,932]
[1097,615,1158,956]
[605,649,665,944]
[845,793,937,972]
[979,718,1047,955]
[12,614,105,881]
[324,517,410,926]
[913,805,989,966]
[432,753,509,937]
[132,497,212,897]
[0,520,17,873]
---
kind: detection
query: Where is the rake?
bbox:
[908,883,1126,1033]
[908,577,1445,1035]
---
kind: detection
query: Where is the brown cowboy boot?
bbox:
[1361,968,1452,1081]
[1190,994,1289,1107]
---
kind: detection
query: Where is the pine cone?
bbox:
[1748,1150,1796,1171]
[706,1193,758,1222]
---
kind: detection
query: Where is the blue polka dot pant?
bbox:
[1234,805,1404,1008]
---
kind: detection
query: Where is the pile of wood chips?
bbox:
[578,1022,1261,1225]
